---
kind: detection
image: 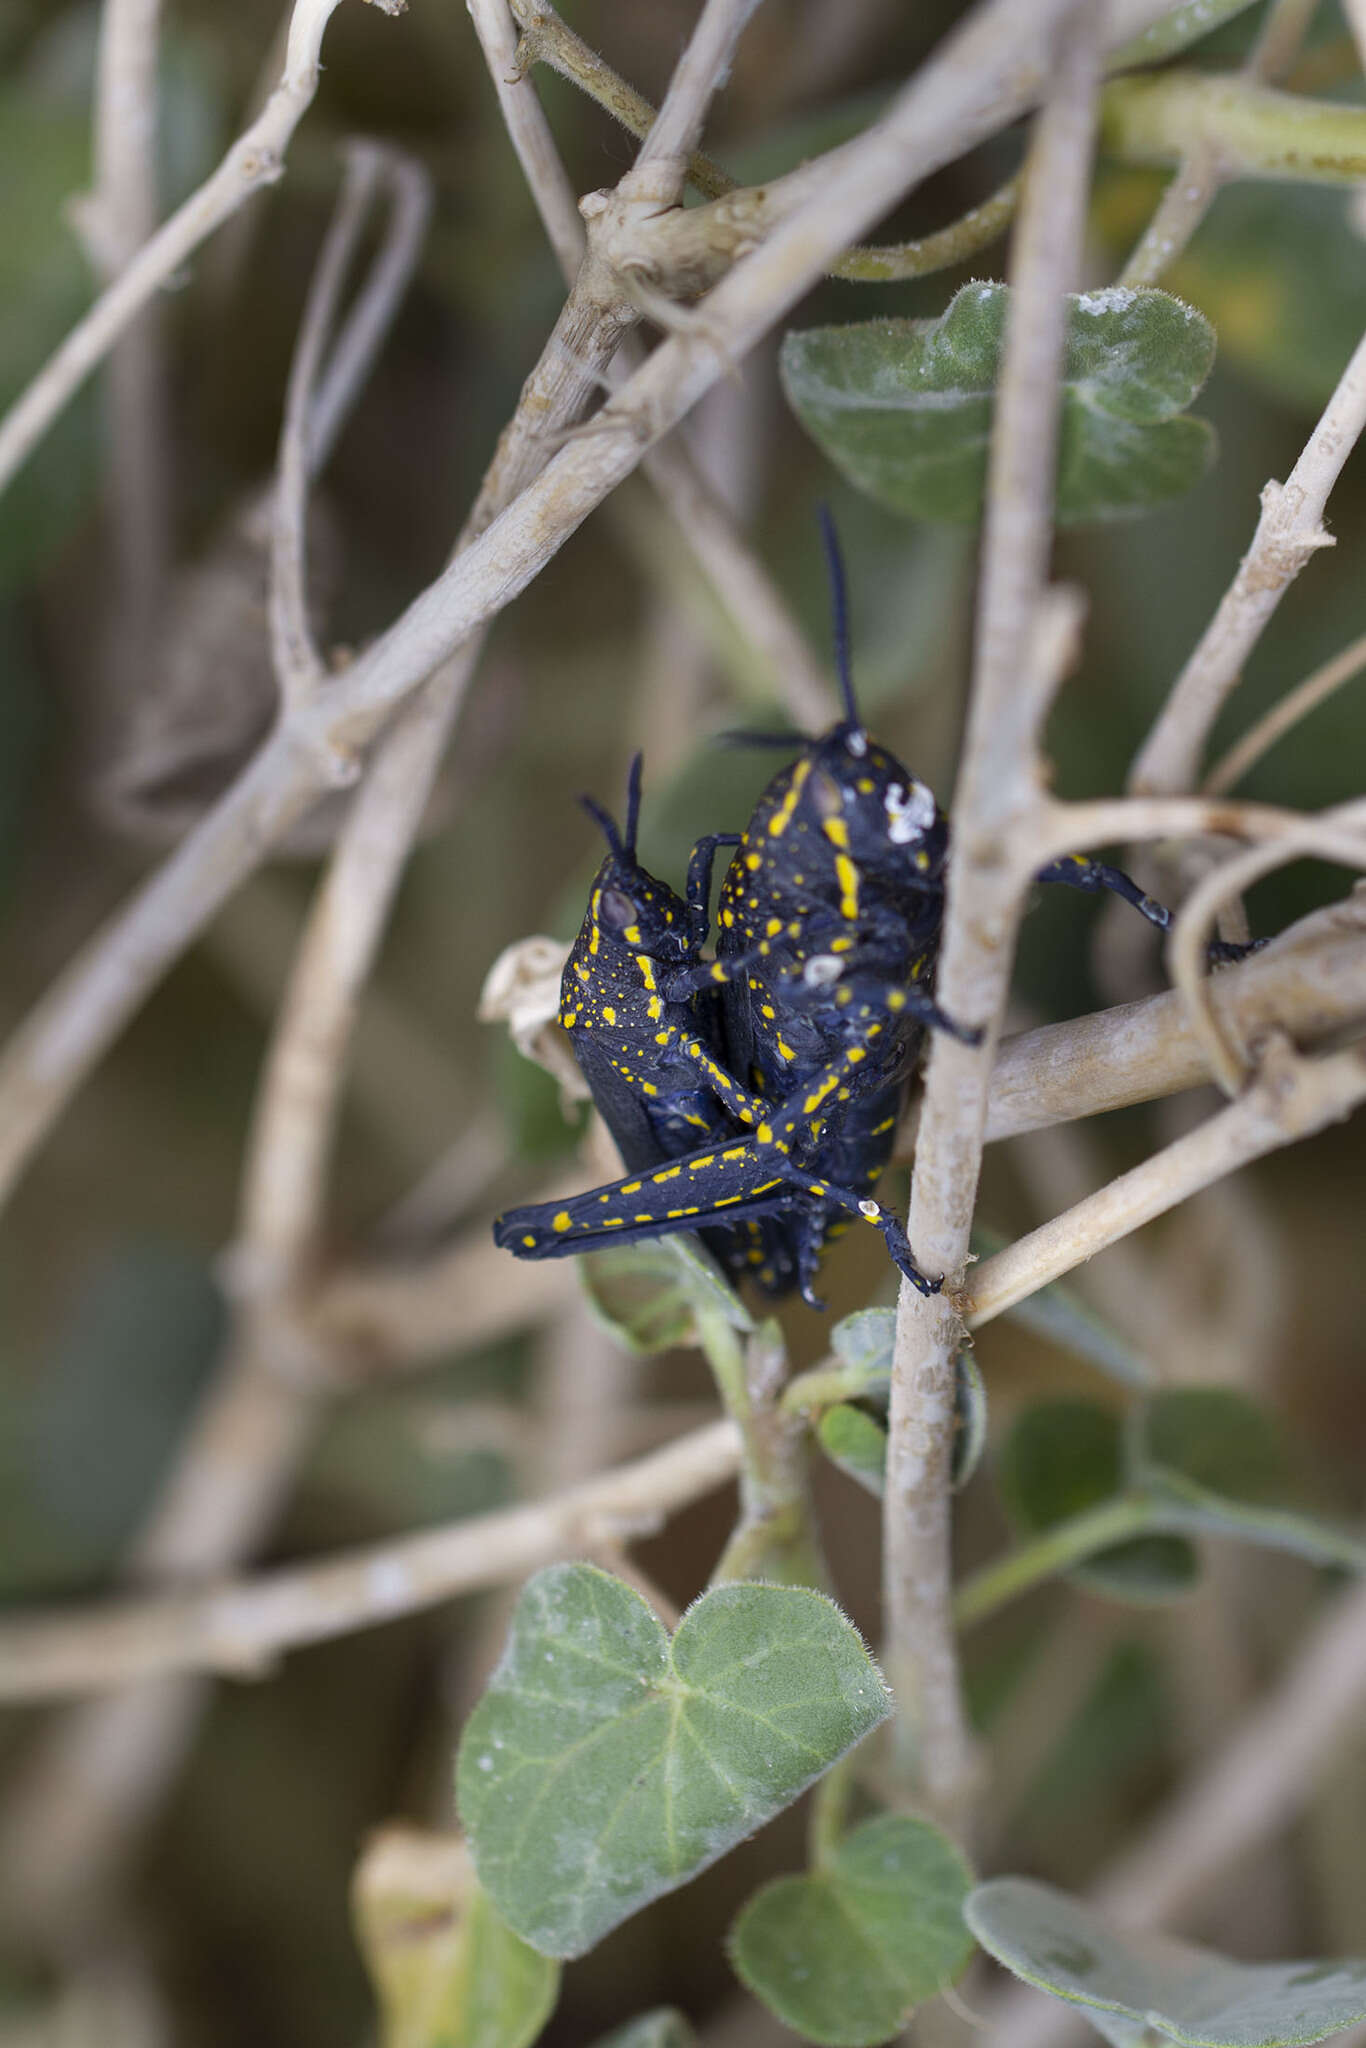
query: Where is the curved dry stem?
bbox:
[270,145,386,706]
[307,146,433,473]
[1166,801,1366,1092]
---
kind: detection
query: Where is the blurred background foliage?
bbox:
[1,1,1365,2043]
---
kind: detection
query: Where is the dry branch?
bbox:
[0,0,1177,1218]
[0,1422,743,1701]
[882,3,1102,1838]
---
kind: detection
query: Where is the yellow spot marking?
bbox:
[588,925,600,955]
[822,816,850,850]
[846,1047,866,1065]
[761,1005,775,1021]
[804,1075,838,1114]
[721,909,734,927]
[553,1211,572,1232]
[756,1123,774,1144]
[561,1010,577,1028]
[635,954,657,990]
[602,1006,616,1025]
[641,1082,658,1096]
[654,1166,682,1182]
[835,853,860,919]
[831,935,853,953]
[635,1214,653,1223]
[622,1181,642,1193]
[648,996,663,1021]
[915,850,930,871]
[623,924,642,945]
[522,1234,537,1248]
[714,1194,744,1208]
[574,963,590,982]
[688,1156,715,1171]
[722,1146,746,1161]
[777,1038,796,1060]
[767,757,810,837]
[765,917,783,938]
[857,778,874,795]
[655,1030,670,1046]
[603,1217,623,1228]
[744,851,762,871]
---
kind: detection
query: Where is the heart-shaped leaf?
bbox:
[457,1566,890,1958]
[966,1879,1366,2046]
[351,1828,559,2048]
[729,1816,975,2046]
[781,282,1215,526]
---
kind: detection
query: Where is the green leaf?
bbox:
[729,1816,975,2047]
[830,1308,895,1390]
[352,1829,559,2048]
[998,1401,1198,1603]
[966,1879,1366,2047]
[973,1228,1153,1389]
[457,1566,890,1958]
[591,2013,695,2048]
[1136,1389,1366,1573]
[0,87,97,591]
[780,283,1215,527]
[579,1234,753,1354]
[1107,0,1260,71]
[817,1404,888,1498]
[816,1350,985,1498]
[953,1349,989,1490]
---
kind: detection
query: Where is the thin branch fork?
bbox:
[961,1035,1366,1328]
[1129,316,1366,800]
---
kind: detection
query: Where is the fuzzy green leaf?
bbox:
[830,1308,895,1390]
[729,1816,975,2047]
[999,1401,1198,1602]
[966,1879,1366,2046]
[816,1350,985,1498]
[817,1405,888,1499]
[579,1235,753,1354]
[1138,1389,1366,1572]
[457,1567,890,1958]
[780,283,1215,526]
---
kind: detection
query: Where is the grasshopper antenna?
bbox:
[817,502,860,731]
[622,751,643,857]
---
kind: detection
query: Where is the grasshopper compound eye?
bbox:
[599,887,638,931]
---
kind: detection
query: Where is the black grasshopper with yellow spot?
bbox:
[495,513,1265,1308]
[493,758,800,1292]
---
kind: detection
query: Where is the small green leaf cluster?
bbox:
[781,283,1217,527]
